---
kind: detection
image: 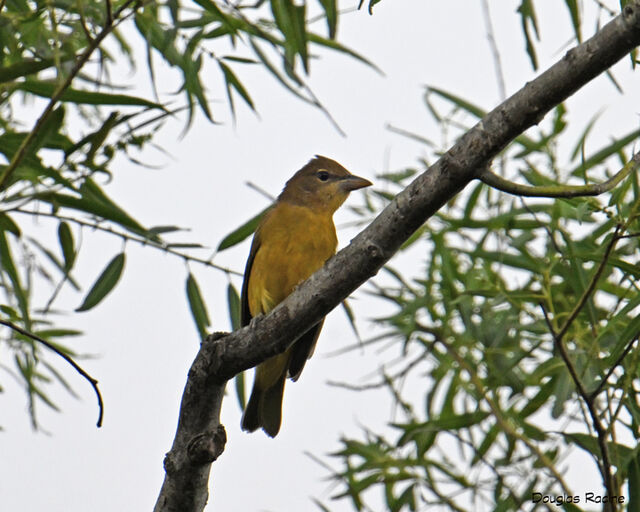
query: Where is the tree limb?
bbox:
[478,152,640,198]
[0,319,104,427]
[154,5,640,511]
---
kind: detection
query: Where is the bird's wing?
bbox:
[240,229,262,327]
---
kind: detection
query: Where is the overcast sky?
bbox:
[1,1,637,511]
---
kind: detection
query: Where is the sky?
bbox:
[1,1,638,511]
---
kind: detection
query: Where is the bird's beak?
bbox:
[340,174,373,191]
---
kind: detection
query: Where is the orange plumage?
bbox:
[240,155,372,437]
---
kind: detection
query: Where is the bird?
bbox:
[240,155,372,437]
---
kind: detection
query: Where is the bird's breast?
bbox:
[248,204,338,315]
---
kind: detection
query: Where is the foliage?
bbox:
[326,111,640,510]
[0,0,369,427]
[295,3,638,511]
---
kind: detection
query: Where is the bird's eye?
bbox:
[316,170,329,181]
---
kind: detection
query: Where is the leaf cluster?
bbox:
[320,28,640,512]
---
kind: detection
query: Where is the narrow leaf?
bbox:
[217,207,269,251]
[186,273,210,339]
[628,451,640,510]
[234,373,246,411]
[227,283,241,331]
[0,213,21,236]
[19,80,165,109]
[318,0,337,38]
[219,61,255,117]
[0,230,30,327]
[0,58,56,84]
[58,222,75,271]
[76,253,126,312]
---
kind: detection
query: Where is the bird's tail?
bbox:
[241,373,286,437]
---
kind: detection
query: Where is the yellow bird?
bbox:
[240,155,372,437]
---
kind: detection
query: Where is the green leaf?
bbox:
[473,423,499,464]
[570,127,640,177]
[517,0,540,70]
[424,411,489,431]
[0,230,30,327]
[76,253,126,312]
[65,112,121,162]
[519,378,556,418]
[628,450,640,509]
[19,80,165,109]
[271,0,309,73]
[0,213,21,236]
[425,86,537,150]
[357,0,382,14]
[235,372,246,411]
[318,0,337,38]
[564,0,581,43]
[34,329,82,338]
[0,58,56,84]
[148,225,185,234]
[217,207,269,251]
[30,106,65,155]
[58,222,75,271]
[34,187,150,240]
[249,39,309,104]
[166,243,204,249]
[307,33,380,72]
[227,283,241,331]
[186,273,210,339]
[219,61,255,118]
[341,299,361,340]
[463,182,484,220]
[562,432,635,470]
[227,289,251,414]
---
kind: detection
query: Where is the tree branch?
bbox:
[10,208,242,276]
[0,319,104,427]
[478,152,640,198]
[590,336,638,400]
[154,5,640,511]
[540,225,621,507]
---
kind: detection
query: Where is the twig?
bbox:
[245,181,275,201]
[617,231,640,239]
[555,225,620,341]
[520,197,563,254]
[10,208,242,276]
[327,352,427,391]
[78,10,95,44]
[106,0,113,25]
[477,153,640,198]
[539,226,621,507]
[481,0,507,101]
[591,336,638,399]
[0,319,104,427]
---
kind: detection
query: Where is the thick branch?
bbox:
[155,5,640,511]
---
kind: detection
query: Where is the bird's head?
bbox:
[279,155,372,214]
